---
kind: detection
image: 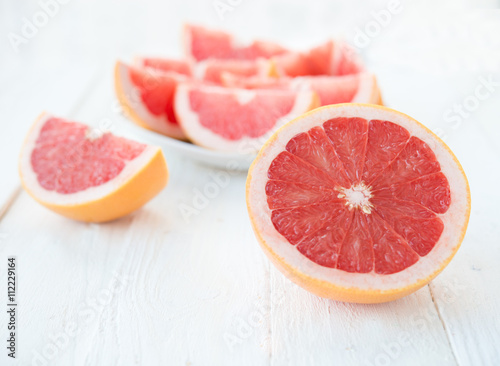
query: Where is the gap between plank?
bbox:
[428,285,461,366]
[67,66,107,117]
[268,260,273,366]
[0,186,22,222]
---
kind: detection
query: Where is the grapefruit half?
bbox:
[246,104,470,303]
[19,113,168,222]
[174,84,319,152]
[115,61,187,140]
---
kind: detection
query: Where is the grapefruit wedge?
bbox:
[273,40,365,77]
[174,84,319,152]
[222,73,382,106]
[134,57,192,76]
[115,61,187,140]
[184,24,288,61]
[291,74,381,106]
[194,59,274,84]
[246,104,470,303]
[19,113,168,222]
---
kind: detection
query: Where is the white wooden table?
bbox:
[1,0,500,365]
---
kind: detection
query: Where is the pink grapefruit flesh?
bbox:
[184,24,288,61]
[135,57,192,76]
[174,84,319,152]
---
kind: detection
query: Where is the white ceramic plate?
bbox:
[120,119,257,171]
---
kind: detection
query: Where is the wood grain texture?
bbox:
[1,0,500,365]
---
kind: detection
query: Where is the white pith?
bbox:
[174,83,317,153]
[20,113,160,206]
[247,104,470,291]
[351,73,377,103]
[339,183,373,214]
[116,61,186,140]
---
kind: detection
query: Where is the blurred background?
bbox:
[1,0,500,195]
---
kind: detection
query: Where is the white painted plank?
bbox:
[1,0,500,365]
[427,121,500,366]
[268,270,457,366]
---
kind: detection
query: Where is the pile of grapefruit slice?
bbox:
[115,24,382,153]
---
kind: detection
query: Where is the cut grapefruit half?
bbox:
[19,113,168,222]
[246,104,470,303]
[115,61,187,140]
[184,24,288,61]
[174,84,319,153]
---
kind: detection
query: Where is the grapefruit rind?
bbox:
[19,112,169,223]
[246,104,470,303]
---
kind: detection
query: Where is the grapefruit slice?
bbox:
[194,59,274,84]
[184,24,288,61]
[222,73,381,106]
[115,61,187,140]
[174,84,319,152]
[291,74,381,106]
[274,40,365,77]
[246,104,470,303]
[220,74,290,90]
[134,57,192,76]
[19,113,168,222]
